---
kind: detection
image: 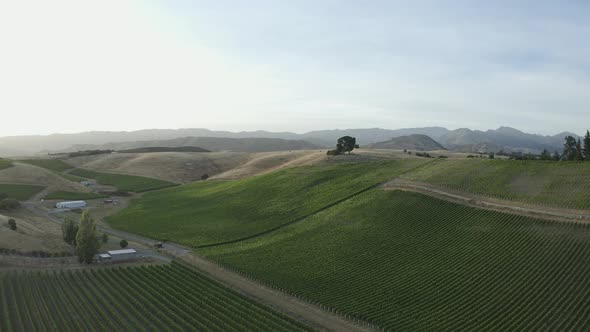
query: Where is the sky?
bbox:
[0,0,589,136]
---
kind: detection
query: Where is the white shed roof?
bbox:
[98,254,111,258]
[108,249,137,255]
[59,200,86,205]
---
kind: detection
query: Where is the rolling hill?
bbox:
[66,137,321,153]
[367,134,446,151]
[398,158,590,210]
[107,159,430,246]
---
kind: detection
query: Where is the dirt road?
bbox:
[177,253,374,332]
[22,202,372,331]
[385,180,590,223]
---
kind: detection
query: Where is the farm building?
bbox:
[97,254,112,262]
[55,200,87,209]
[107,249,137,261]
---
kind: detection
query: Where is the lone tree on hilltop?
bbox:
[327,136,359,155]
[75,211,100,264]
[584,130,590,160]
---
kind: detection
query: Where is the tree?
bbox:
[0,199,20,211]
[120,239,128,248]
[576,138,585,161]
[75,211,100,264]
[100,232,109,244]
[62,219,79,245]
[7,219,16,231]
[337,136,359,154]
[540,149,551,160]
[563,136,578,161]
[488,153,495,159]
[584,130,590,160]
[327,136,359,155]
[553,151,561,161]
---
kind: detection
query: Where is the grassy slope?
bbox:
[108,159,430,246]
[69,168,177,192]
[0,159,13,170]
[399,159,590,209]
[44,191,107,200]
[203,190,590,331]
[0,262,311,331]
[0,184,45,200]
[19,159,73,172]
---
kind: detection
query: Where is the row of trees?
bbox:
[562,130,590,161]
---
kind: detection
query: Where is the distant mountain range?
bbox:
[0,126,580,156]
[367,135,446,151]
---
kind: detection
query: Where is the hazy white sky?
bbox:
[1,0,589,136]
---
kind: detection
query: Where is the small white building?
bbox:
[55,200,87,209]
[107,249,137,262]
[97,253,112,262]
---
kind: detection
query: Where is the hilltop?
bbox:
[367,134,446,151]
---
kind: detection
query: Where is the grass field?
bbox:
[203,190,590,331]
[399,159,590,210]
[69,168,177,192]
[18,159,73,172]
[0,159,13,171]
[108,159,430,246]
[0,184,45,200]
[0,262,311,331]
[44,191,107,200]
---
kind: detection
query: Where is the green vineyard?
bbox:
[0,262,311,332]
[69,168,177,193]
[108,159,430,247]
[19,159,73,172]
[204,190,590,331]
[399,159,590,210]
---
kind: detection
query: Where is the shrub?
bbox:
[120,239,128,248]
[101,232,109,244]
[201,174,209,180]
[7,219,16,230]
[0,199,20,211]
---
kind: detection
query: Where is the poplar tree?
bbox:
[584,130,590,160]
[75,211,100,264]
[576,138,584,161]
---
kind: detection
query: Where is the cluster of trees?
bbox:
[62,211,111,264]
[327,136,359,155]
[0,193,20,211]
[0,247,70,257]
[67,149,113,158]
[562,131,590,161]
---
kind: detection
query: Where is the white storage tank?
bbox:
[55,200,87,209]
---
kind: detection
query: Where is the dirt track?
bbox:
[177,253,373,332]
[384,179,590,223]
